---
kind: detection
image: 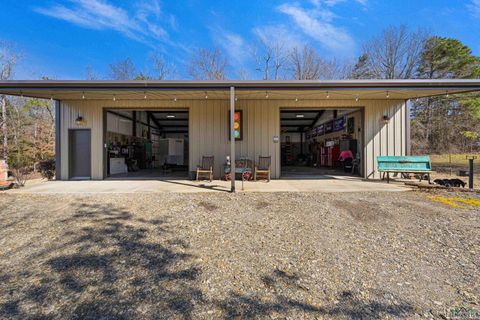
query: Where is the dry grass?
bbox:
[429,195,480,208]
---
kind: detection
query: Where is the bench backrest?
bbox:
[377,156,432,171]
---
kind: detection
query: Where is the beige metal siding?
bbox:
[60,98,406,180]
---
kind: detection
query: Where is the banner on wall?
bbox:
[324,121,333,134]
[318,124,325,136]
[333,117,345,132]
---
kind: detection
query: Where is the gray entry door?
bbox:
[69,129,91,179]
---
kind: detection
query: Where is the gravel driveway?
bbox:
[0,191,479,319]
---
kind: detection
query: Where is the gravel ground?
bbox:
[0,191,479,319]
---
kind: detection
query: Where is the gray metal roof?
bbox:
[1,79,479,101]
[1,79,480,90]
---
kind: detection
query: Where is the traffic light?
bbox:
[229,110,243,141]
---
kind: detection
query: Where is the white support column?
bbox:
[405,99,412,156]
[230,87,236,193]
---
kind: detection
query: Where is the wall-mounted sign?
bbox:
[318,124,325,136]
[273,135,279,143]
[228,110,243,141]
[347,117,355,134]
[324,121,333,134]
[333,117,345,132]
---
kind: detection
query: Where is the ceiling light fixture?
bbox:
[113,95,116,101]
[265,91,269,99]
[205,92,208,99]
[174,97,177,102]
[296,114,305,118]
[326,91,330,99]
[386,91,390,99]
[166,113,175,118]
[144,92,147,99]
[82,92,85,99]
[295,97,299,102]
[355,95,359,102]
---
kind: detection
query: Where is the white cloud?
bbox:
[469,0,480,18]
[253,25,305,51]
[213,30,246,65]
[277,2,355,52]
[311,0,367,6]
[35,0,170,45]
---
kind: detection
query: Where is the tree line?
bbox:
[0,24,479,182]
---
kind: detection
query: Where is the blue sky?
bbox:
[1,0,479,79]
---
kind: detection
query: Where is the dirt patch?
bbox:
[255,200,270,210]
[198,201,219,211]
[332,199,386,222]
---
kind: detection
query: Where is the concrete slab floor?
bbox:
[7,176,412,194]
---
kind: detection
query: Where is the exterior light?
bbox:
[295,97,299,102]
[265,91,269,99]
[82,92,85,99]
[166,114,175,118]
[75,115,86,126]
[386,91,390,99]
[383,115,391,124]
[174,97,177,102]
[113,95,116,101]
[144,92,147,99]
[446,90,449,97]
[296,114,304,118]
[355,95,359,102]
[50,96,53,101]
[326,91,330,99]
[205,92,208,99]
[235,96,238,101]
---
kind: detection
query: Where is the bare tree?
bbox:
[187,48,228,80]
[359,25,428,79]
[151,53,175,80]
[251,38,288,80]
[85,65,98,80]
[108,58,137,80]
[0,42,18,160]
[289,45,348,80]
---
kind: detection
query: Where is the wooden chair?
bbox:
[196,156,214,181]
[254,156,271,182]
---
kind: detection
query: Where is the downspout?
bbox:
[230,87,236,193]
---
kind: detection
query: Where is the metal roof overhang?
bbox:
[0,79,479,101]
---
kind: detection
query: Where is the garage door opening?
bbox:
[280,108,363,178]
[105,109,189,179]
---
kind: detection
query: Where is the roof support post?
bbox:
[230,86,236,193]
[405,99,412,156]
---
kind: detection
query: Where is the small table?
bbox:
[224,158,253,181]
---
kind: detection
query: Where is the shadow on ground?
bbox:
[0,202,204,319]
[0,200,415,319]
[215,268,414,319]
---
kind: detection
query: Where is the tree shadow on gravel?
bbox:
[215,269,415,319]
[0,201,204,319]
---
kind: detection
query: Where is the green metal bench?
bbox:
[377,156,433,183]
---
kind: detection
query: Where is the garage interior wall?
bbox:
[59,98,406,180]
